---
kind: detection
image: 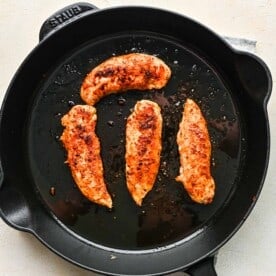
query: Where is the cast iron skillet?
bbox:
[0,3,272,275]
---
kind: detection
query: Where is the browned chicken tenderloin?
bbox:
[125,100,162,206]
[60,105,112,208]
[81,53,171,105]
[176,99,215,204]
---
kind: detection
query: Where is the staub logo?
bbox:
[49,5,82,27]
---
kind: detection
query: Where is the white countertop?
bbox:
[1,1,276,275]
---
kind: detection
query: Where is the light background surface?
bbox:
[0,1,275,275]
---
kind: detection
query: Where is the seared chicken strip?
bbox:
[81,53,171,105]
[60,105,112,208]
[125,100,162,206]
[176,99,215,204]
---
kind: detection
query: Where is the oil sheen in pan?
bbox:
[27,31,244,250]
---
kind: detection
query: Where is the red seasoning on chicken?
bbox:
[81,53,171,105]
[60,105,112,208]
[176,99,215,204]
[125,100,162,206]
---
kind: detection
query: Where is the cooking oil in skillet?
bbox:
[27,31,243,250]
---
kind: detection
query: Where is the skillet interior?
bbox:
[27,31,244,250]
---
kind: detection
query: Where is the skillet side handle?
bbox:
[235,53,272,105]
[39,2,99,41]
[0,171,33,231]
[186,256,217,276]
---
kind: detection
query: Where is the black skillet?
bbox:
[0,3,272,275]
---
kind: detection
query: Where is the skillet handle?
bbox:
[235,53,272,105]
[39,2,98,41]
[186,256,217,276]
[0,166,32,231]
